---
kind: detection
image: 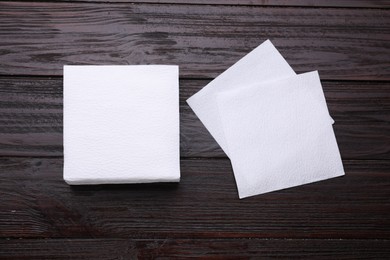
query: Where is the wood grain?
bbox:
[0,1,389,257]
[1,0,389,8]
[1,238,390,260]
[0,157,389,239]
[0,2,389,80]
[0,77,388,159]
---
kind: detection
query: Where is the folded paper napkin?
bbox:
[187,40,296,156]
[63,65,180,184]
[187,40,344,198]
[217,71,344,198]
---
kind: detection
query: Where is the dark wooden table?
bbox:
[0,1,389,259]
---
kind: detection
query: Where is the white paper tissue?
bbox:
[63,65,180,185]
[216,71,344,198]
[187,40,296,155]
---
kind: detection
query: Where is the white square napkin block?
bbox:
[63,65,180,185]
[217,71,344,198]
[187,40,296,155]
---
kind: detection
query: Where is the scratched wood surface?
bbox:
[1,158,390,239]
[2,0,389,7]
[0,2,389,80]
[0,1,389,259]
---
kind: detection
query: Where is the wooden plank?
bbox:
[0,2,389,80]
[1,0,389,8]
[0,238,389,259]
[0,77,388,159]
[1,0,388,8]
[126,0,390,8]
[0,158,389,239]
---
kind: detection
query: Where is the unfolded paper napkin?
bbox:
[216,71,344,198]
[187,40,296,155]
[63,65,180,185]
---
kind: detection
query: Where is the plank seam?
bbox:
[0,237,390,241]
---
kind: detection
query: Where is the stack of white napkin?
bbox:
[63,65,180,185]
[187,40,344,198]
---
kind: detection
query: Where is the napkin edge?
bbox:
[64,175,181,185]
[238,171,345,199]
